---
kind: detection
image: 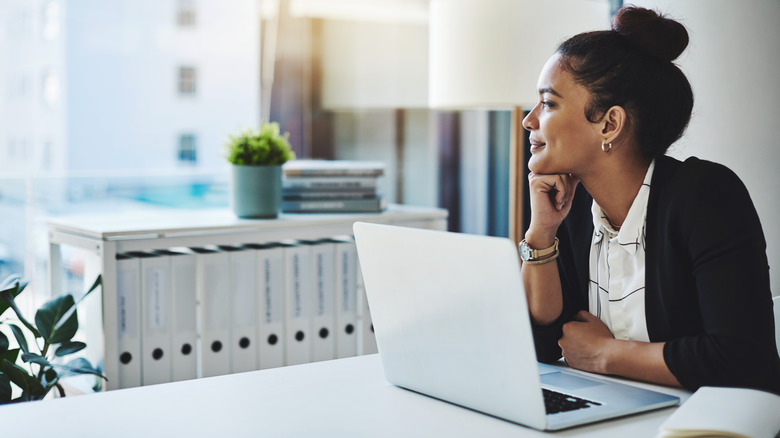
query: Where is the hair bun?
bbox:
[613,6,688,62]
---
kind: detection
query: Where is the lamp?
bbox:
[429,0,609,242]
[319,19,428,110]
[315,9,430,203]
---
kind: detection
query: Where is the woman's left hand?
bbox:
[558,310,616,374]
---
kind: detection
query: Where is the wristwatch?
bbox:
[518,238,559,263]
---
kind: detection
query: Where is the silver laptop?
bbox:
[353,222,679,431]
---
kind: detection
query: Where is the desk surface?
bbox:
[0,355,688,437]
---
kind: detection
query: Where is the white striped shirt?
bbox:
[588,160,655,342]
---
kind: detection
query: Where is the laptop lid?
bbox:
[353,222,679,431]
[354,222,547,429]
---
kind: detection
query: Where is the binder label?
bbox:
[146,268,168,330]
[292,253,304,318]
[262,256,283,324]
[117,269,138,338]
[315,251,334,318]
[340,250,356,312]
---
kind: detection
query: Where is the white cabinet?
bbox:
[47,204,447,390]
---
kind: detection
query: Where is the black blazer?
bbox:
[531,155,780,394]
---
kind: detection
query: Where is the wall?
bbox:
[634,0,780,294]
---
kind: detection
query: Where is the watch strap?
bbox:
[519,237,559,261]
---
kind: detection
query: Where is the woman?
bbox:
[521,5,780,394]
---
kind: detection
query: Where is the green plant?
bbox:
[0,273,105,404]
[225,122,296,166]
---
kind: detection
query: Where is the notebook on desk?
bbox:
[353,222,679,431]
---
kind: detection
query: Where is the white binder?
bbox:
[245,243,285,370]
[136,251,173,386]
[114,253,142,390]
[193,247,232,377]
[357,261,378,355]
[155,249,198,382]
[283,241,312,365]
[220,245,258,373]
[333,237,358,358]
[308,239,336,362]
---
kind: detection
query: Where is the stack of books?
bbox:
[281,160,386,213]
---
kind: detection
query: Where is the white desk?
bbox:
[1,354,688,437]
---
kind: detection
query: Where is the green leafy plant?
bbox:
[0,273,105,404]
[225,122,296,166]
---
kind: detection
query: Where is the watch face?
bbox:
[519,242,531,260]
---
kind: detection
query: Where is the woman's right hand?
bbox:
[524,172,580,246]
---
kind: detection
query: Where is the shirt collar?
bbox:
[591,160,655,255]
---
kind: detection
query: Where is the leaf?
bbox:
[0,348,19,365]
[8,324,29,354]
[53,275,102,335]
[0,331,7,354]
[51,275,103,344]
[0,274,23,291]
[55,341,86,357]
[1,359,45,398]
[0,274,27,318]
[0,372,11,404]
[58,357,106,380]
[43,367,58,387]
[35,294,78,344]
[84,275,103,298]
[21,352,51,367]
[0,286,40,338]
[92,378,103,393]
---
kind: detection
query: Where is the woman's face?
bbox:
[523,53,603,176]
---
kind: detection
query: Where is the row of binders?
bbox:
[112,236,377,389]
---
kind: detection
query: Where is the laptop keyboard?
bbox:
[543,388,601,415]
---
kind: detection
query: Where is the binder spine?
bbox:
[334,238,358,359]
[195,247,232,378]
[163,249,198,383]
[222,246,258,373]
[249,243,286,370]
[310,240,336,362]
[136,251,173,386]
[114,253,142,389]
[357,259,378,355]
[284,242,312,365]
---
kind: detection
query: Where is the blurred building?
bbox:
[0,0,260,285]
[0,0,260,174]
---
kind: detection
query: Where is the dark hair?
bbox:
[556,5,693,160]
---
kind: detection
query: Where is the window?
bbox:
[41,141,52,171]
[5,74,31,100]
[42,1,60,40]
[6,6,33,40]
[178,133,197,163]
[7,138,16,161]
[0,1,257,326]
[178,66,197,96]
[41,70,60,107]
[177,0,196,27]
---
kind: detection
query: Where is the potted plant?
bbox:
[225,122,296,218]
[0,274,105,403]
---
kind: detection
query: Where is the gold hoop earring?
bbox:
[601,140,612,153]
